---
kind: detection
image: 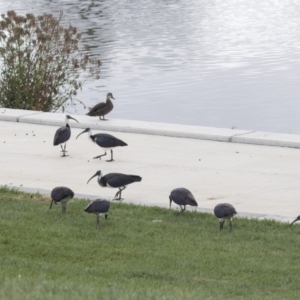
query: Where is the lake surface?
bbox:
[2,0,300,134]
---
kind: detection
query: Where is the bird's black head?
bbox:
[290,215,300,227]
[87,170,102,184]
[76,128,91,139]
[107,92,115,100]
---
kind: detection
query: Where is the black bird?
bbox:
[49,186,74,214]
[84,198,110,228]
[76,128,127,162]
[290,215,300,227]
[53,115,79,157]
[87,170,142,200]
[169,188,198,212]
[214,203,237,230]
[86,92,115,120]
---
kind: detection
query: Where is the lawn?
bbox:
[0,187,299,300]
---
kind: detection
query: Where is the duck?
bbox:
[86,92,115,120]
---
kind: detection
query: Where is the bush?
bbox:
[0,10,101,112]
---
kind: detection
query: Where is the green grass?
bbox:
[0,187,300,299]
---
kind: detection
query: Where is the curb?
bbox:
[1,108,300,149]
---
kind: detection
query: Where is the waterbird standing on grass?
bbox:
[87,170,142,200]
[49,186,74,214]
[53,115,79,157]
[214,203,237,230]
[84,198,110,228]
[86,92,115,120]
[76,128,127,162]
[169,188,198,212]
[290,215,300,227]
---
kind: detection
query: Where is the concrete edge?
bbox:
[2,185,293,224]
[1,108,300,149]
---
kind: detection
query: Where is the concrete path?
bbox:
[1,108,300,223]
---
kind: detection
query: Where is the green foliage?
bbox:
[0,187,300,299]
[0,10,101,112]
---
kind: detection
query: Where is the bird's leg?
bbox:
[114,186,125,200]
[229,218,233,230]
[96,215,100,229]
[105,214,108,220]
[114,190,120,199]
[61,203,66,215]
[118,186,126,200]
[106,149,114,162]
[175,205,182,214]
[93,152,107,160]
[61,144,68,157]
[220,220,224,230]
[181,205,186,213]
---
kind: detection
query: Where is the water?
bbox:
[1,0,300,134]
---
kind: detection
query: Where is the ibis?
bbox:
[84,198,110,228]
[169,188,198,212]
[87,170,142,200]
[49,186,74,214]
[86,92,115,120]
[214,203,237,230]
[53,115,79,157]
[76,128,127,162]
[290,215,300,227]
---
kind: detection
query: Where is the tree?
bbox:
[0,10,101,112]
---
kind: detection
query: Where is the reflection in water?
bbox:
[1,0,300,133]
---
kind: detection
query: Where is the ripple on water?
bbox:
[1,0,300,133]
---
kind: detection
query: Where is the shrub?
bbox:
[0,10,101,112]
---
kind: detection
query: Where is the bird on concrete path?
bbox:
[214,203,237,230]
[86,92,115,120]
[50,186,74,214]
[290,215,300,227]
[169,188,198,212]
[53,115,79,157]
[76,128,127,162]
[84,198,110,228]
[87,170,142,200]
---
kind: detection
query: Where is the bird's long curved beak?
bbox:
[76,128,89,139]
[69,116,79,123]
[112,96,115,100]
[87,173,98,184]
[50,199,54,209]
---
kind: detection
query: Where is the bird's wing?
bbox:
[223,204,237,215]
[85,199,110,213]
[94,133,127,147]
[105,173,138,188]
[51,187,74,202]
[185,190,198,206]
[53,126,71,145]
[214,204,236,218]
[87,102,106,115]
